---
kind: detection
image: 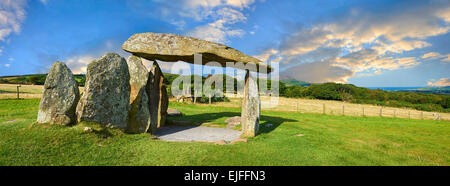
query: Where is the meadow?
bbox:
[0,98,449,166]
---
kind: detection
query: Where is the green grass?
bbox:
[0,99,449,166]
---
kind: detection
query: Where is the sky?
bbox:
[0,0,449,87]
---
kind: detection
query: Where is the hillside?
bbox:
[397,86,450,95]
[280,79,311,87]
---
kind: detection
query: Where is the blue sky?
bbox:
[0,0,449,87]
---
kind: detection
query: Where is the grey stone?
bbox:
[159,84,169,126]
[37,62,80,125]
[76,53,130,128]
[126,55,151,133]
[225,116,241,128]
[122,32,272,73]
[147,61,167,132]
[167,108,182,117]
[241,70,260,137]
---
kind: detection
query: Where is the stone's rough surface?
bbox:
[159,84,169,126]
[241,70,260,137]
[147,62,168,132]
[76,53,130,128]
[167,108,182,117]
[126,55,151,133]
[225,116,241,128]
[37,62,80,125]
[122,32,272,73]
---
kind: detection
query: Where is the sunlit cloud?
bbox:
[427,78,450,87]
[257,3,450,83]
[422,52,450,62]
[65,56,95,74]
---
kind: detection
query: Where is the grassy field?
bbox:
[0,98,449,166]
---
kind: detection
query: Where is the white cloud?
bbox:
[422,52,441,59]
[188,7,248,43]
[8,57,13,61]
[254,49,279,62]
[0,0,27,41]
[153,0,257,43]
[444,54,450,62]
[225,0,255,9]
[427,78,450,87]
[283,61,354,83]
[65,56,95,74]
[259,3,450,83]
[40,0,48,5]
[421,52,450,62]
[4,63,10,67]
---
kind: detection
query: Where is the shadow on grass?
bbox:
[164,112,297,135]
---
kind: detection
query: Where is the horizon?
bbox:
[0,0,449,87]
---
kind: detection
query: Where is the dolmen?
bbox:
[37,32,272,137]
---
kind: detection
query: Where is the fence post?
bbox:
[16,84,21,99]
[394,109,397,118]
[323,104,326,115]
[380,107,383,117]
[342,104,345,116]
[209,95,211,105]
[362,107,365,117]
[408,111,411,119]
[421,111,424,120]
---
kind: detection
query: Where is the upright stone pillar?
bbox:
[76,53,130,128]
[241,70,260,137]
[159,84,169,127]
[37,62,80,125]
[147,61,168,133]
[126,55,151,133]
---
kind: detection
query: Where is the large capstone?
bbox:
[241,70,260,137]
[76,53,130,128]
[147,61,168,132]
[37,62,80,125]
[126,55,151,133]
[122,32,272,73]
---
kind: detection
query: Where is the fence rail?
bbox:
[258,97,448,121]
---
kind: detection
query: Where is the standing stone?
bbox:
[147,61,168,132]
[76,53,130,128]
[37,62,80,125]
[241,70,260,137]
[126,55,151,133]
[159,84,169,127]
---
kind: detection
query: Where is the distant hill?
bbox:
[396,86,450,95]
[280,79,311,87]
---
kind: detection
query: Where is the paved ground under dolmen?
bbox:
[154,126,242,142]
